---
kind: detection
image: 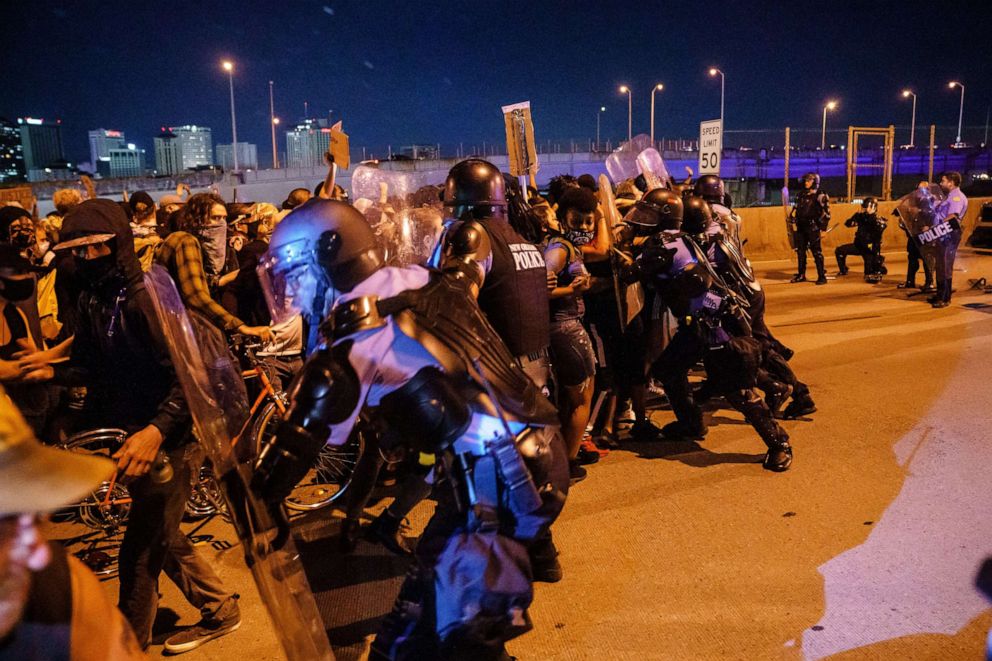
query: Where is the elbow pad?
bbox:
[251,342,360,504]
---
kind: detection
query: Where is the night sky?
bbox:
[1,0,990,164]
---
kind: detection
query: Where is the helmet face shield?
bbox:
[258,238,336,325]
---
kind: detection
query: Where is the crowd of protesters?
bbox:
[0,159,969,658]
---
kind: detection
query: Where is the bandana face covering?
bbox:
[565,229,595,246]
[0,275,34,302]
[195,224,228,274]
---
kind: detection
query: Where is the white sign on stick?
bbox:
[699,119,723,175]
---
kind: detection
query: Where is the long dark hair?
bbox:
[180,192,226,231]
[503,175,544,244]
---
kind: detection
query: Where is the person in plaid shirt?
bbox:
[154,192,272,342]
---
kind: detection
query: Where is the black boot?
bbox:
[367,510,413,556]
[835,253,847,275]
[764,382,794,419]
[782,394,816,419]
[814,254,827,285]
[763,444,793,472]
[529,534,563,583]
[661,418,708,440]
[339,517,361,553]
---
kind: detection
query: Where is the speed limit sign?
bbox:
[699,119,722,175]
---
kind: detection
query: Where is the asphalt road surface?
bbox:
[64,248,992,660]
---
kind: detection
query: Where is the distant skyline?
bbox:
[1,0,990,164]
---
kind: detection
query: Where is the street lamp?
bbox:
[709,68,725,124]
[269,81,279,169]
[821,100,837,150]
[949,81,965,145]
[619,85,632,142]
[901,89,917,148]
[650,83,664,145]
[596,106,606,149]
[221,60,239,172]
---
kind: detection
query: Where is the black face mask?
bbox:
[75,254,121,291]
[0,276,35,302]
[9,230,34,249]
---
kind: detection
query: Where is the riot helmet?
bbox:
[801,173,820,190]
[443,159,507,220]
[624,188,684,235]
[259,199,384,325]
[861,196,878,215]
[682,196,714,235]
[693,175,725,203]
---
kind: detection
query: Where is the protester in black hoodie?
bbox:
[46,200,240,653]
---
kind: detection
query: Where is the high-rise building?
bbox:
[154,128,183,175]
[17,117,64,171]
[216,142,258,170]
[88,128,126,167]
[170,125,213,170]
[285,118,331,169]
[108,144,146,178]
[0,117,25,183]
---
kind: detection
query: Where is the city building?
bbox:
[154,128,183,175]
[216,142,258,170]
[285,118,331,169]
[0,117,25,183]
[108,144,146,178]
[17,117,64,172]
[170,125,213,170]
[88,128,126,169]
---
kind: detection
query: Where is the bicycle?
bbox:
[229,334,366,511]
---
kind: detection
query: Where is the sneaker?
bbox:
[629,419,664,441]
[576,445,600,465]
[763,445,793,472]
[931,300,950,309]
[580,436,608,459]
[789,274,807,283]
[896,281,915,289]
[568,461,587,484]
[614,402,635,432]
[920,285,936,294]
[593,429,620,450]
[660,420,707,441]
[163,598,241,654]
[837,267,848,276]
[782,398,816,420]
[815,276,828,285]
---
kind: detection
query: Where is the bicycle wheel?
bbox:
[250,401,366,511]
[60,429,132,531]
[185,463,226,519]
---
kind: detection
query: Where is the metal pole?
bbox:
[650,90,656,144]
[720,72,725,126]
[626,91,632,142]
[269,81,278,169]
[821,106,828,150]
[955,84,965,144]
[228,70,239,171]
[928,124,935,182]
[596,111,600,148]
[909,93,917,148]
[784,126,791,184]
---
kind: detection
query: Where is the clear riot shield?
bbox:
[896,185,945,266]
[143,265,334,661]
[604,134,654,184]
[635,147,671,190]
[598,174,644,327]
[350,165,445,266]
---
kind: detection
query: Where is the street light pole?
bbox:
[222,60,239,172]
[619,86,632,142]
[902,89,917,148]
[650,83,664,145]
[596,106,605,149]
[821,100,837,150]
[269,80,278,168]
[949,81,965,144]
[709,68,725,125]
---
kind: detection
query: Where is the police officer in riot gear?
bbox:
[253,199,569,660]
[929,171,968,308]
[789,173,830,284]
[683,195,816,420]
[430,159,552,390]
[836,197,887,282]
[622,191,793,471]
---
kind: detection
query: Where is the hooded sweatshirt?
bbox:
[55,199,189,447]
